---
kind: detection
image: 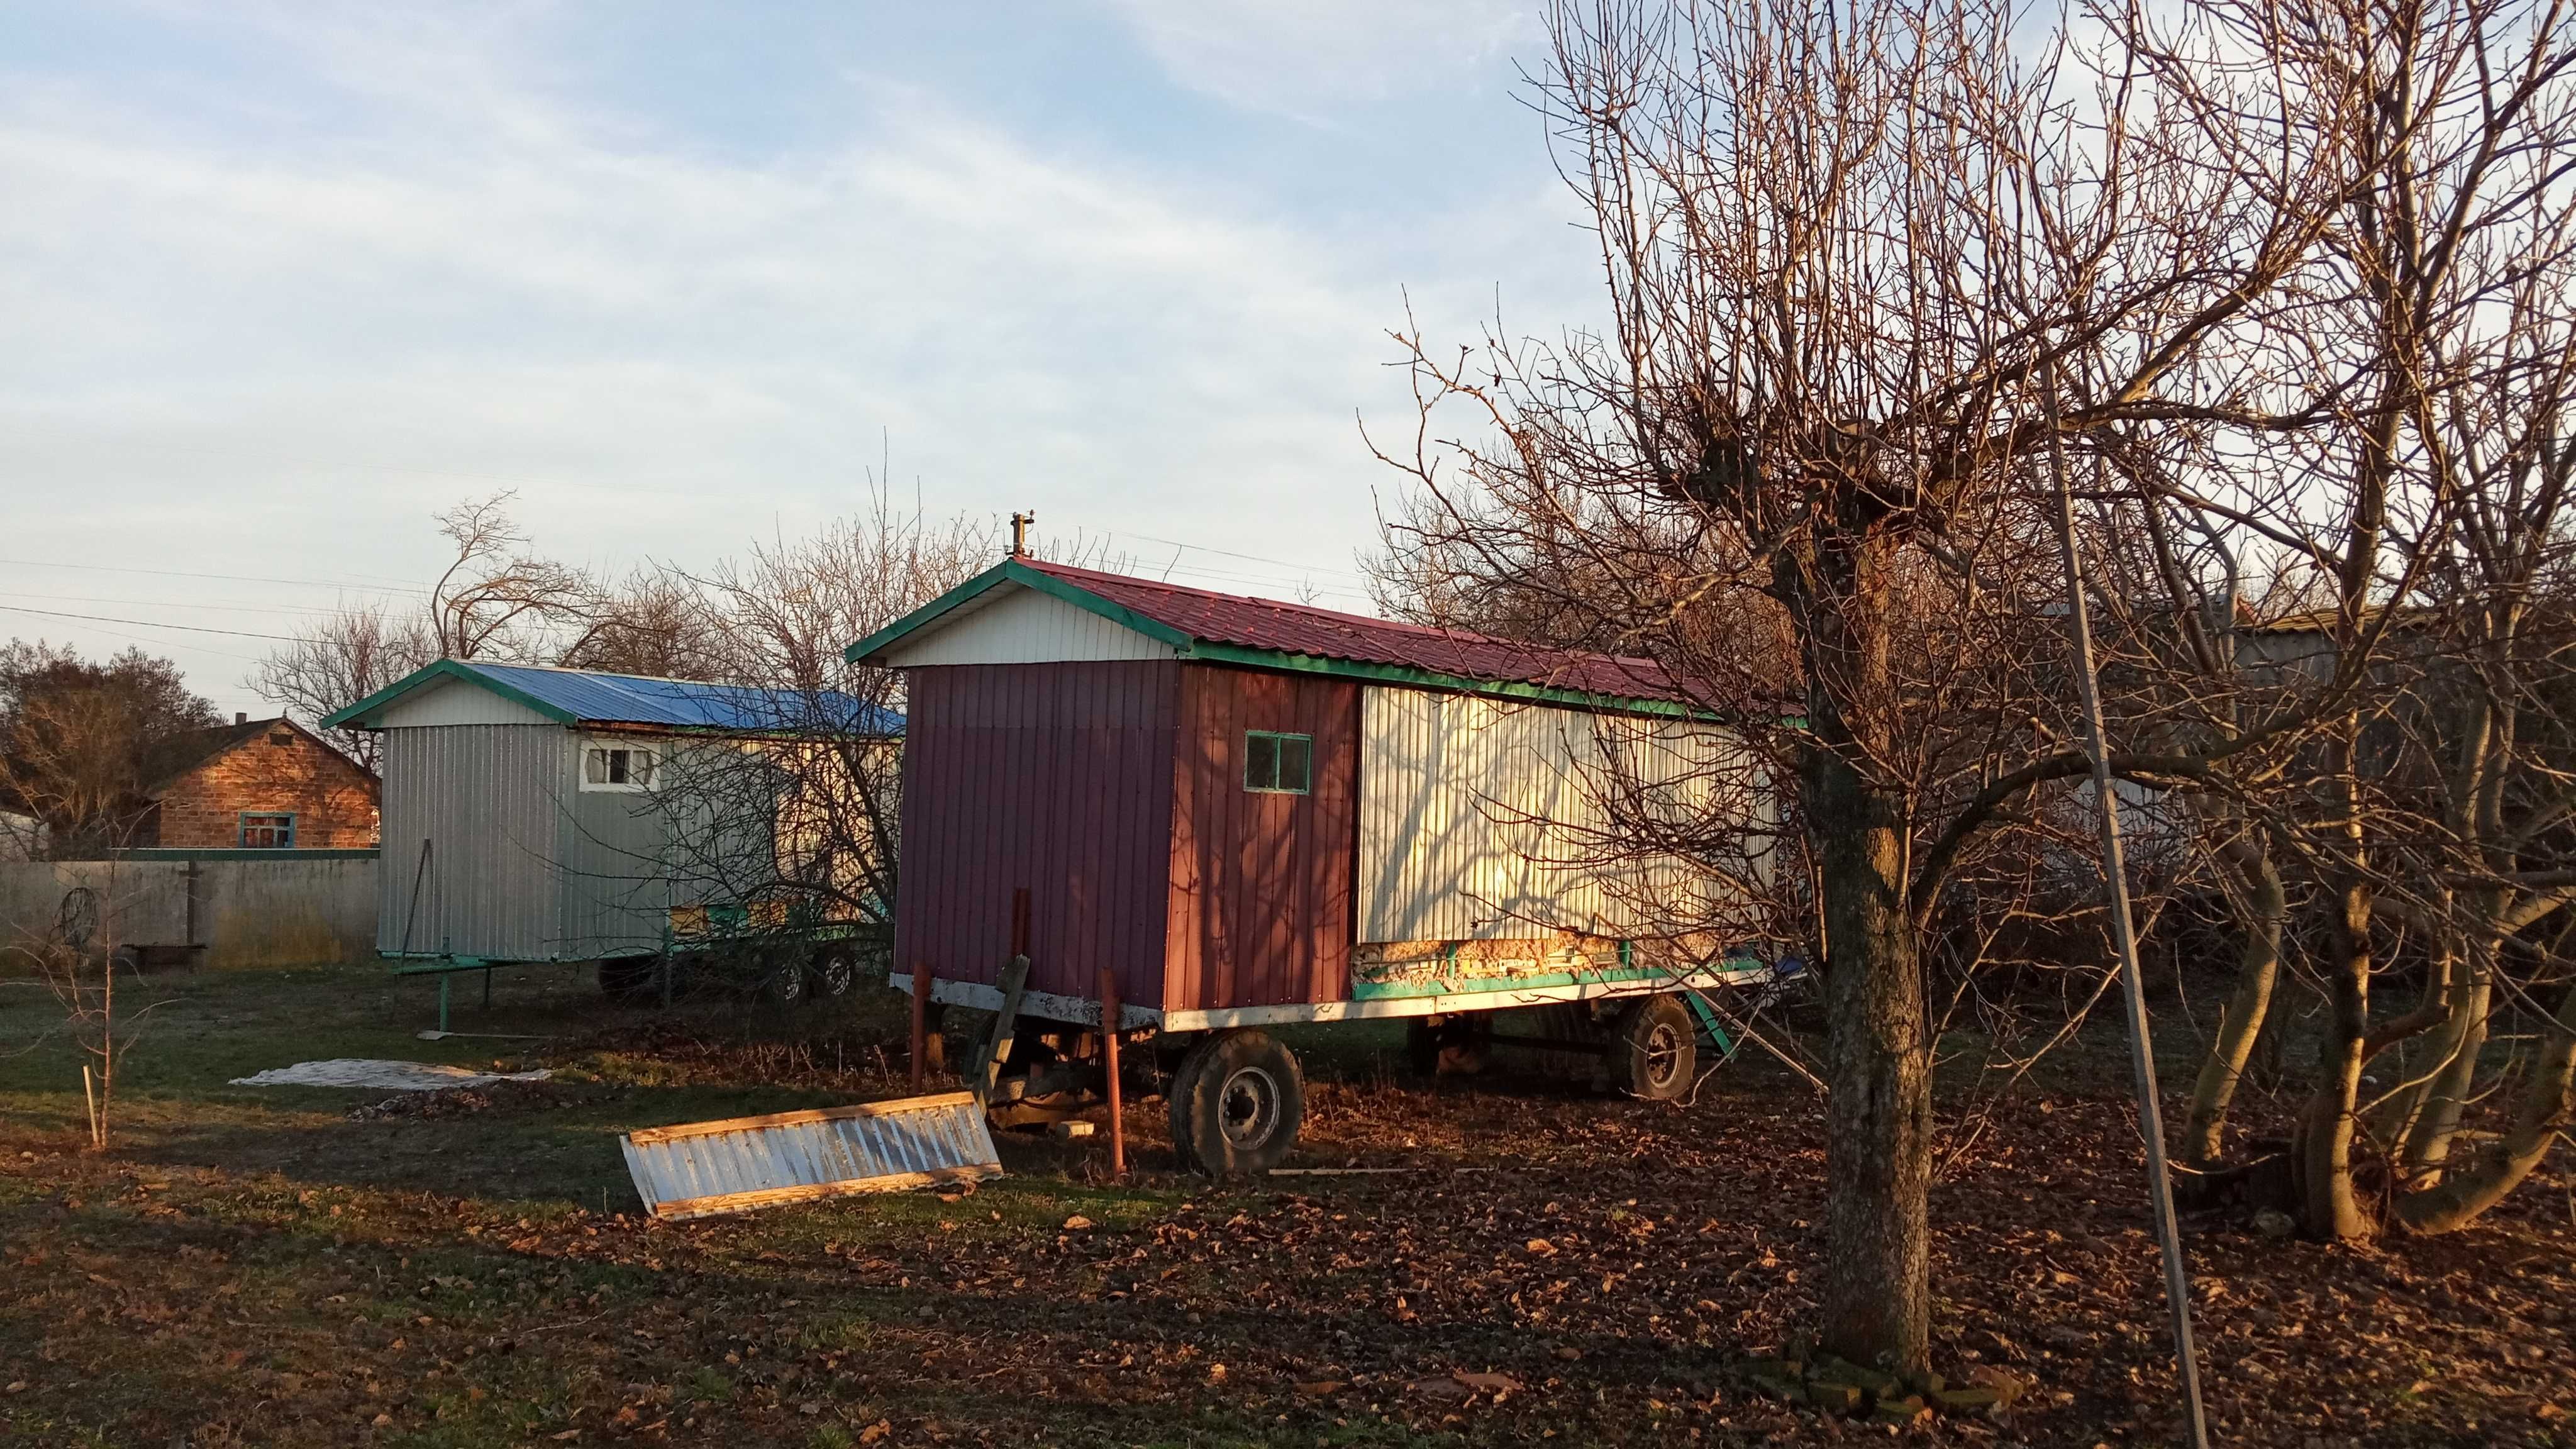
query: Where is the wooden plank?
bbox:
[649,1163,1000,1221]
[976,953,1031,1109]
[623,1091,979,1146]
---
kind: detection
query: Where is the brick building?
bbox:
[141,715,380,850]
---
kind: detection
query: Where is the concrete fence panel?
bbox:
[0,851,379,970]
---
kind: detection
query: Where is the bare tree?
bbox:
[426,492,601,662]
[1367,0,2383,1373]
[2110,0,2576,1240]
[0,643,221,856]
[249,606,436,772]
[252,492,609,758]
[646,489,995,927]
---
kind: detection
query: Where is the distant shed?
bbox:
[325,660,900,965]
[847,558,1772,1033]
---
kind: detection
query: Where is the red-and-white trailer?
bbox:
[847,556,1778,1174]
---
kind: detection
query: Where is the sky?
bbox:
[0,1,1606,718]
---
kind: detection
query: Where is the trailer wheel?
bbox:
[1611,994,1696,1101]
[1163,1037,1209,1172]
[1172,1030,1303,1177]
[808,945,858,998]
[762,957,808,1005]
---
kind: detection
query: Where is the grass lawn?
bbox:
[1,963,2570,1447]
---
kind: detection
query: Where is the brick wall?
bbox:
[151,726,381,849]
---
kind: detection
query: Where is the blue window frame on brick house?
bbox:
[238,812,296,848]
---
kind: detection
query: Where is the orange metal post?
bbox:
[1097,967,1126,1177]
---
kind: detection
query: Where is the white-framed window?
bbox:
[238,811,296,848]
[580,742,657,792]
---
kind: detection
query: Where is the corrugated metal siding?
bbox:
[886,586,1176,667]
[446,661,901,733]
[1356,687,1760,941]
[892,662,1179,1012]
[377,679,556,728]
[557,736,680,958]
[1164,665,1357,1012]
[1022,560,1690,704]
[377,724,565,959]
[620,1092,1001,1220]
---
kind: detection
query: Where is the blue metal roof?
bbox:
[324,659,903,735]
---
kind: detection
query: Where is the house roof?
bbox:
[140,716,288,795]
[845,558,1700,714]
[323,660,904,735]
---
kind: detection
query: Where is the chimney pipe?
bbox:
[236,712,248,725]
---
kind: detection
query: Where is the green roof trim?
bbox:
[843,558,1700,718]
[321,658,580,731]
[843,558,1192,663]
[1174,640,1701,718]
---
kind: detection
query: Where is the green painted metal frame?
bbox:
[117,847,379,861]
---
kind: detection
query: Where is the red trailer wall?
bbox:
[894,661,1179,1009]
[1165,665,1358,1012]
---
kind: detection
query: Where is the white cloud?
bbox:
[0,4,1605,712]
[1101,0,1538,122]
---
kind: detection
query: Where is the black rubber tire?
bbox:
[1404,1018,1442,1077]
[1165,1036,1215,1174]
[809,945,857,998]
[1610,994,1696,1100]
[1172,1030,1304,1178]
[762,955,808,1005]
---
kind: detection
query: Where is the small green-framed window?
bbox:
[1243,731,1311,794]
[238,812,296,848]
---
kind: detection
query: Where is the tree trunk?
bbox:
[2398,935,2492,1183]
[2184,848,2285,1163]
[2297,872,2377,1240]
[1785,519,1931,1375]
[2395,982,2576,1233]
[1809,743,1932,1374]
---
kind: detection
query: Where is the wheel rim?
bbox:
[818,954,853,995]
[1216,1065,1281,1148]
[774,965,804,1001]
[1642,1021,1685,1089]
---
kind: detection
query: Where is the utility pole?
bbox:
[1009,511,1035,557]
[2039,352,2211,1449]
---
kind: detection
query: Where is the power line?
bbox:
[0,603,306,643]
[1110,532,1370,582]
[0,590,386,619]
[0,557,431,595]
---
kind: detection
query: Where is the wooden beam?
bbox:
[976,953,1031,1111]
[1099,967,1126,1177]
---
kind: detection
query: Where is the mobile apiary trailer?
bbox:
[847,557,1779,1174]
[325,660,902,1018]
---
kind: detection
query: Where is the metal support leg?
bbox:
[437,975,450,1035]
[483,966,493,1009]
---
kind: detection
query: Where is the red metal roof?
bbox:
[1021,560,1693,706]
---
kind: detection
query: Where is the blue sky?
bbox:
[1,1,1601,713]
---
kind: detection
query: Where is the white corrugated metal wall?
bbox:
[378,724,568,959]
[1356,688,1765,943]
[885,586,1173,666]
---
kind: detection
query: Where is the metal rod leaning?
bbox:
[2040,352,2211,1449]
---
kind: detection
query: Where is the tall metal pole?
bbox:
[2038,354,2212,1449]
